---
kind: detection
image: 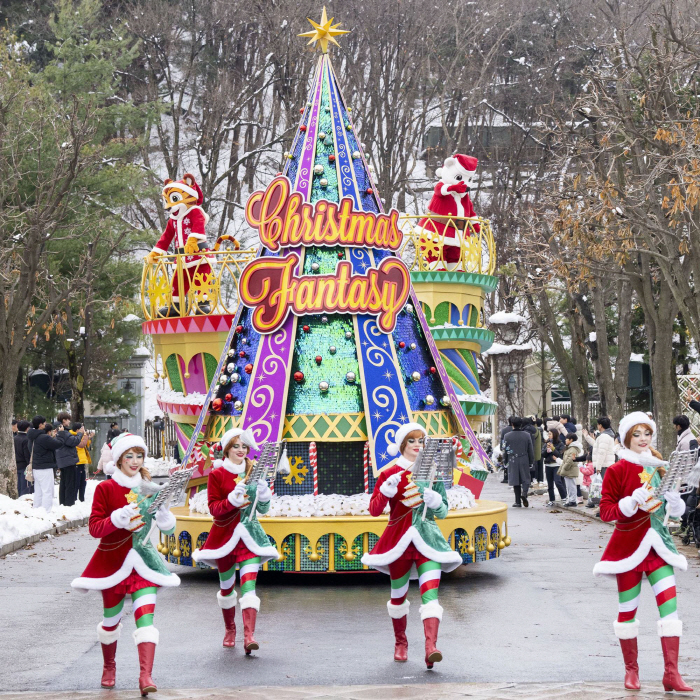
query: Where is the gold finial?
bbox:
[298,7,350,53]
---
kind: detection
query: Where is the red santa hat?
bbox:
[162,173,203,206]
[453,154,478,173]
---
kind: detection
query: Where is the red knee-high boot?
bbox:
[614,620,640,690]
[240,594,260,655]
[659,619,693,692]
[133,627,159,696]
[217,591,237,648]
[97,622,121,689]
[420,600,443,669]
[387,600,409,661]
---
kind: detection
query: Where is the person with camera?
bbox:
[56,412,88,507]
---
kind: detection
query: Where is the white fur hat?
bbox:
[618,411,656,448]
[104,432,148,475]
[220,428,259,454]
[387,422,426,457]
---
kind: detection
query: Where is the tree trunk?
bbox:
[0,356,21,498]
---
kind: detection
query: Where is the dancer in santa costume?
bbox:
[362,423,462,668]
[71,433,179,696]
[192,428,278,653]
[594,411,691,692]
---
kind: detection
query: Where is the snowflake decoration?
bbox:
[191,271,214,305]
[282,456,309,485]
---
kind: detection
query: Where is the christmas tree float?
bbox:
[141,9,509,572]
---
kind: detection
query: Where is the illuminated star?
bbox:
[399,413,407,422]
[257,373,266,382]
[360,261,370,270]
[298,7,350,54]
[383,370,393,380]
[362,340,369,347]
[270,412,277,421]
[379,452,388,461]
[372,410,382,421]
[382,342,388,348]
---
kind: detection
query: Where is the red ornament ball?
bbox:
[239,351,246,358]
[225,393,232,401]
[294,371,305,383]
[299,107,305,114]
[212,398,223,411]
[366,188,373,195]
[300,125,307,132]
[398,341,406,349]
[429,366,437,374]
[235,325,243,334]
[337,251,344,259]
[328,154,336,162]
[315,355,322,365]
[244,363,253,374]
[303,325,310,332]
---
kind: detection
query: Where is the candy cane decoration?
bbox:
[363,441,370,493]
[309,441,318,496]
[452,436,464,462]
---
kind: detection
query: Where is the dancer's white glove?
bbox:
[664,491,686,518]
[423,488,442,510]
[111,502,140,530]
[631,486,650,506]
[379,472,402,499]
[155,506,176,532]
[228,482,247,507]
[618,496,639,518]
[256,478,272,503]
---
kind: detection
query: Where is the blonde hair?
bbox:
[624,423,663,461]
[117,447,151,481]
[400,429,425,455]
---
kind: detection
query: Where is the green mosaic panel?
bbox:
[203,352,218,386]
[266,534,297,572]
[165,353,183,393]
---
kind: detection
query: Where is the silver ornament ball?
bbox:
[234,400,243,411]
[329,345,337,355]
[410,342,417,350]
[425,394,435,406]
[314,164,324,175]
[411,371,421,382]
[440,396,451,406]
[226,362,235,373]
[320,178,328,187]
[231,373,240,384]
[311,262,320,272]
[227,349,235,358]
[345,372,356,383]
[321,315,328,324]
[319,381,329,392]
[318,132,327,140]
[352,150,361,159]
[345,331,353,340]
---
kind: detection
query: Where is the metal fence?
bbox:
[143,415,179,460]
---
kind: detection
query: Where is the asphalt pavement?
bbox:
[2,475,699,696]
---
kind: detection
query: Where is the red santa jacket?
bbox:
[360,459,462,576]
[152,205,210,269]
[191,462,278,565]
[419,182,480,243]
[71,473,180,591]
[593,453,687,575]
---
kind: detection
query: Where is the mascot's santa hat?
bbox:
[162,173,204,206]
[436,154,478,180]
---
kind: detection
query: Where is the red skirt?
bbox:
[631,548,668,573]
[109,570,160,596]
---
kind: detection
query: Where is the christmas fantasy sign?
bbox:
[239,176,411,334]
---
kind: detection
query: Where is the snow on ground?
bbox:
[145,457,177,478]
[0,480,98,548]
[189,485,475,517]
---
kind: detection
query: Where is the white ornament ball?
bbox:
[318,132,327,140]
[231,373,240,384]
[410,342,417,350]
[234,400,243,411]
[226,362,235,373]
[411,371,421,382]
[241,338,247,345]
[219,374,229,385]
[345,331,353,340]
[352,150,360,159]
[314,164,324,175]
[346,372,356,383]
[311,262,320,272]
[227,349,235,358]
[425,394,435,406]
[321,315,328,324]
[329,346,337,354]
[405,304,413,314]
[320,178,328,187]
[319,381,329,392]
[441,396,451,406]
[283,151,290,159]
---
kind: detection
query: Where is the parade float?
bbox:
[140,10,507,573]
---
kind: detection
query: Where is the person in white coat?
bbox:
[592,417,618,478]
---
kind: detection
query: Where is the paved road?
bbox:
[1,475,699,695]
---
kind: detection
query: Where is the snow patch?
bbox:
[483,342,534,356]
[157,389,206,406]
[488,311,526,325]
[145,457,178,478]
[630,353,646,363]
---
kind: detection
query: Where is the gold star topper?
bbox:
[639,470,653,485]
[126,490,138,504]
[299,7,350,53]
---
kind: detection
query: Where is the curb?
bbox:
[553,504,611,524]
[0,516,89,558]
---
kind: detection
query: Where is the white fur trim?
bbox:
[387,599,410,619]
[222,458,245,475]
[593,528,688,576]
[239,594,260,611]
[616,447,666,467]
[614,619,640,639]
[192,522,279,565]
[155,508,176,533]
[110,433,148,468]
[618,496,639,518]
[111,468,143,490]
[386,423,426,458]
[213,459,224,469]
[420,599,443,621]
[133,626,159,646]
[658,618,683,637]
[71,549,181,591]
[360,525,462,575]
[103,460,116,476]
[618,413,657,450]
[220,428,258,454]
[217,590,238,609]
[97,622,122,645]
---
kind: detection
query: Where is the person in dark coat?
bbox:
[106,422,120,442]
[502,416,534,508]
[523,416,538,481]
[14,420,32,496]
[544,426,567,505]
[55,412,87,507]
[32,423,63,511]
[499,416,515,483]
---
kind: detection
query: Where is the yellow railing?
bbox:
[397,214,496,276]
[141,247,257,320]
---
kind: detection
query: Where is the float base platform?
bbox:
[158,500,510,573]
